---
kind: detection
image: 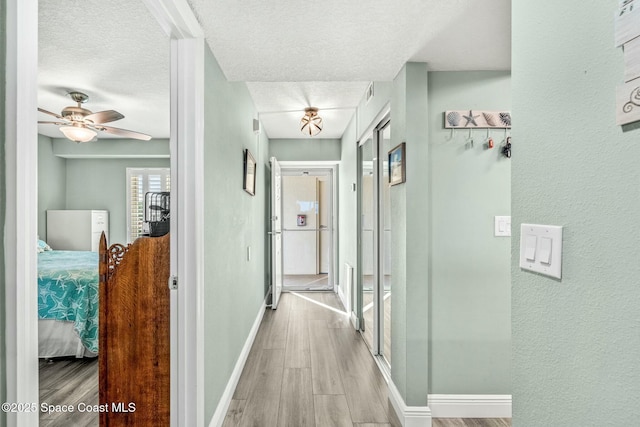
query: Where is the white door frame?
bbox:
[4,0,39,424]
[278,161,339,291]
[4,0,205,425]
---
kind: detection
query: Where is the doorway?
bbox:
[280,165,337,292]
[6,0,205,425]
[358,117,392,367]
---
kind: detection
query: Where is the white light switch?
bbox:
[539,237,552,265]
[525,235,537,261]
[494,216,511,237]
[519,224,563,279]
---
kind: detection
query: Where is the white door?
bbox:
[270,157,284,309]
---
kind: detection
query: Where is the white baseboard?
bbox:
[388,380,432,427]
[208,298,267,427]
[350,312,359,330]
[428,394,512,418]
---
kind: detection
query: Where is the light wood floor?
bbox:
[223,291,400,427]
[223,291,511,427]
[39,357,98,427]
[283,274,332,291]
[37,294,510,427]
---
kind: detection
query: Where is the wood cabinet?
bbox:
[98,233,170,426]
[47,210,109,252]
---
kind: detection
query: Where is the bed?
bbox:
[38,248,99,358]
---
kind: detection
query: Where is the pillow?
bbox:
[38,239,52,252]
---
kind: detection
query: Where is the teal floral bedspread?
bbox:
[38,250,99,353]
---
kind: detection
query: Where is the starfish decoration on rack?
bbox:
[463,110,480,127]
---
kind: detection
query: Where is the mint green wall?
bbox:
[65,158,170,244]
[202,43,269,422]
[36,137,171,244]
[0,0,6,420]
[38,135,66,239]
[338,117,357,308]
[269,138,340,161]
[356,82,393,138]
[390,63,430,405]
[341,65,511,407]
[428,71,511,394]
[512,0,640,425]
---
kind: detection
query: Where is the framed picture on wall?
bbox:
[388,142,406,186]
[243,149,257,196]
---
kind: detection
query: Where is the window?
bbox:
[126,168,170,242]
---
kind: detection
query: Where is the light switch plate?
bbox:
[519,224,563,279]
[494,216,511,237]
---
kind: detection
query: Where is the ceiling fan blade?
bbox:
[85,110,124,124]
[38,107,66,120]
[95,125,152,141]
[38,121,68,126]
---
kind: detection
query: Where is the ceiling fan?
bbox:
[38,91,152,143]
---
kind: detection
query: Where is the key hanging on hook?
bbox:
[502,136,511,158]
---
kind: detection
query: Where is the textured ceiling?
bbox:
[38,0,170,140]
[188,0,510,81]
[188,0,511,139]
[248,82,370,139]
[38,0,511,141]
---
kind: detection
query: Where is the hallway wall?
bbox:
[339,115,358,311]
[202,43,270,422]
[512,0,640,425]
[340,66,512,408]
[428,71,511,394]
[269,138,341,161]
[389,63,430,406]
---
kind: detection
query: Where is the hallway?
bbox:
[223,291,398,426]
[222,292,511,427]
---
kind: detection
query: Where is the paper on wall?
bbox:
[615,0,640,47]
[616,80,640,125]
[624,37,640,82]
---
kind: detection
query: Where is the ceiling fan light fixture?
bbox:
[300,107,323,137]
[59,125,97,143]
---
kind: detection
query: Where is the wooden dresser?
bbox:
[98,233,170,426]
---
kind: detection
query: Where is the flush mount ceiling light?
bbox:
[300,107,323,137]
[59,124,97,143]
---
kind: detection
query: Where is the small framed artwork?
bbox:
[388,142,406,186]
[243,149,256,196]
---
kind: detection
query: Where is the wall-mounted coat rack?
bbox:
[444,110,511,129]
